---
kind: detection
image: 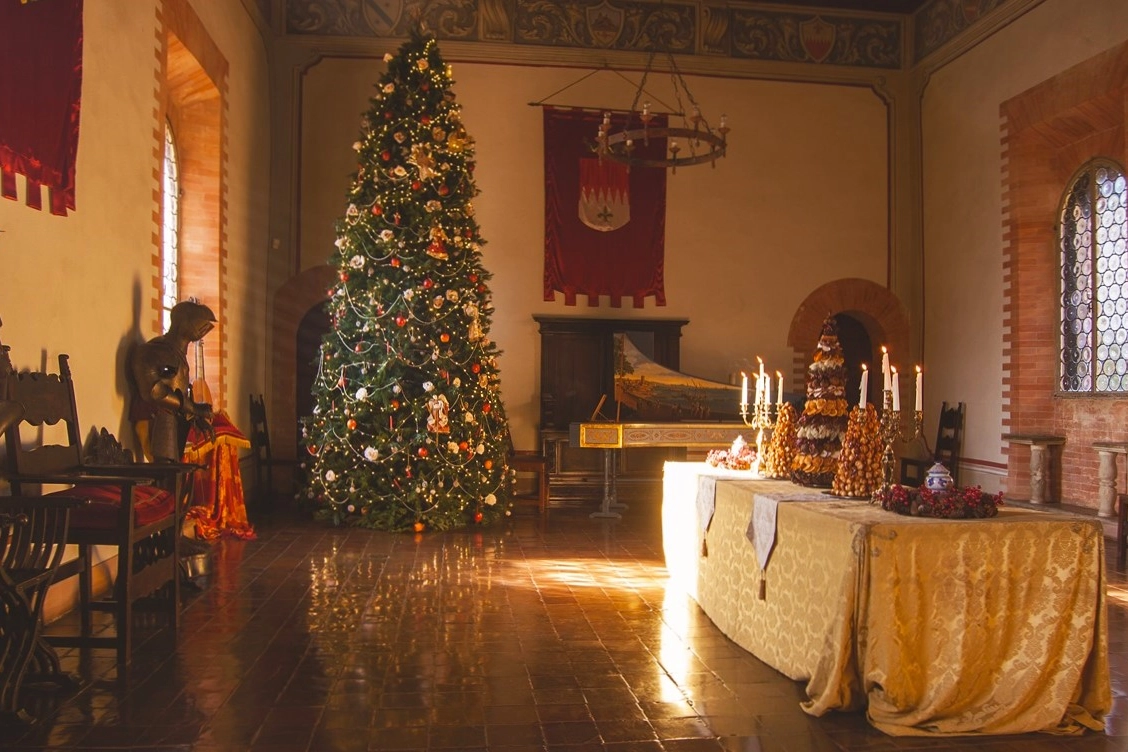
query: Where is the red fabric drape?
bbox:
[543,107,667,307]
[0,0,83,216]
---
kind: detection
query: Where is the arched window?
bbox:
[1059,158,1128,393]
[161,119,181,333]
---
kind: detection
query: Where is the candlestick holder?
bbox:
[872,388,923,503]
[740,401,776,469]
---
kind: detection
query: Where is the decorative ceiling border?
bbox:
[913,0,1012,62]
[284,0,902,70]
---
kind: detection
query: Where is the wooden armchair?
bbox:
[506,428,550,516]
[2,354,191,666]
[248,394,298,509]
[900,401,965,487]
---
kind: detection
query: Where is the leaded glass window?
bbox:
[161,120,180,333]
[1060,159,1128,393]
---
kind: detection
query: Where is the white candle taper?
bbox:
[881,347,891,392]
[741,372,748,408]
[891,367,900,412]
[776,371,783,405]
[859,364,868,409]
[915,365,923,412]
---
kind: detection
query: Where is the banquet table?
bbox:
[661,462,1111,736]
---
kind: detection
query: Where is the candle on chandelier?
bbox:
[741,372,748,408]
[859,364,869,409]
[776,371,784,405]
[891,367,900,412]
[915,366,923,412]
[881,347,891,392]
[758,356,765,383]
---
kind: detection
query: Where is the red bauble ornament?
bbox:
[372,205,383,215]
[390,257,401,267]
[484,459,493,469]
[384,112,393,120]
[468,273,478,283]
[395,315,407,327]
[421,83,430,91]
[418,447,428,458]
[474,512,483,523]
[440,333,450,343]
[412,180,422,191]
[391,399,400,409]
[438,185,449,196]
[347,419,357,430]
[482,403,492,413]
[307,445,318,455]
[413,521,425,532]
[471,363,481,373]
[381,150,391,161]
[339,272,349,282]
[422,278,433,289]
[458,441,468,451]
[477,284,486,293]
[421,116,431,125]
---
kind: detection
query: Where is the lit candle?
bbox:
[881,347,891,392]
[741,372,748,408]
[776,371,784,405]
[859,364,869,409]
[915,365,923,412]
[758,356,765,384]
[756,375,764,406]
[891,367,900,412]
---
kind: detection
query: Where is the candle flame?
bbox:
[881,345,888,354]
[891,366,898,374]
[861,363,868,371]
[756,356,763,365]
[915,365,922,373]
[776,370,782,378]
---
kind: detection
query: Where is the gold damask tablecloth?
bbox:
[661,462,1111,736]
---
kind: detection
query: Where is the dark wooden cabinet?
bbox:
[534,315,689,503]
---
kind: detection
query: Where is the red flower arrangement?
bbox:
[874,483,1003,519]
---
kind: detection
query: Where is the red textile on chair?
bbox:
[0,0,83,216]
[543,107,668,308]
[183,411,256,541]
[49,484,175,531]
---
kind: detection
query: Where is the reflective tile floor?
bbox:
[3,499,1128,751]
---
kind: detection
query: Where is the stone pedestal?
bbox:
[1003,434,1066,504]
[1093,442,1128,518]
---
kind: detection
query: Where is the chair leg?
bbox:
[117,542,133,666]
[1118,495,1127,568]
[79,545,92,640]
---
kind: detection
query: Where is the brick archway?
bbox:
[271,265,336,462]
[786,278,911,391]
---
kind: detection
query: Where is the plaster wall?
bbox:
[299,60,888,446]
[0,0,269,620]
[921,0,1128,495]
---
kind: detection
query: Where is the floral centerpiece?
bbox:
[875,483,1004,519]
[706,435,757,471]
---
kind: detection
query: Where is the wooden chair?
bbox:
[1117,493,1127,569]
[507,430,550,515]
[248,394,297,509]
[900,401,964,487]
[0,495,82,722]
[2,355,189,666]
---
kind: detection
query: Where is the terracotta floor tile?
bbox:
[0,502,1124,752]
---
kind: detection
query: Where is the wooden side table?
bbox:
[1002,434,1066,504]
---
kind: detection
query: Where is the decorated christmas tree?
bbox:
[302,32,514,531]
[791,315,849,487]
[760,402,797,479]
[831,404,882,497]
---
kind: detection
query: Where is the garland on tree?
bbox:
[791,315,849,487]
[302,32,514,532]
[760,402,797,479]
[831,404,882,498]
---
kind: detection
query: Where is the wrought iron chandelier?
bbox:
[594,47,729,172]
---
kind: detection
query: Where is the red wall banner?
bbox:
[543,107,667,307]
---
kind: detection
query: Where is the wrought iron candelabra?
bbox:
[873,388,923,502]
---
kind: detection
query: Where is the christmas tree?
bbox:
[791,315,849,487]
[302,32,514,531]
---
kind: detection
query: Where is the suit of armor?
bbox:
[129,301,216,461]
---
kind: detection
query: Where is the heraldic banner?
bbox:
[0,0,83,216]
[543,106,667,307]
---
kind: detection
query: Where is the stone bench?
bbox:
[1003,433,1066,505]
